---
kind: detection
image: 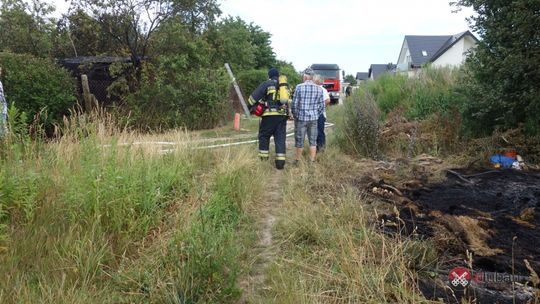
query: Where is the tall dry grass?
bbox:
[0,110,264,303]
[332,91,381,159]
[259,148,438,303]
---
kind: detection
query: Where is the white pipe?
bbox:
[105,122,335,153]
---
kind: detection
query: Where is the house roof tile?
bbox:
[430,31,479,62]
[404,35,452,66]
[368,64,395,79]
[403,31,479,67]
[356,72,369,80]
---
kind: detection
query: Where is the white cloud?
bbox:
[47,0,475,75]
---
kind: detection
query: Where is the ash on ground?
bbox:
[374,168,540,304]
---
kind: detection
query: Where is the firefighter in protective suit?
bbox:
[248,68,291,170]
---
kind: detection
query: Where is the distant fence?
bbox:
[58,57,134,109]
[87,79,113,105]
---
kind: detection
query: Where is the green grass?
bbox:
[332,67,468,159]
[112,150,262,303]
[362,66,463,120]
[0,114,263,303]
[1,104,498,303]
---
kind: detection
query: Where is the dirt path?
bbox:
[237,168,283,304]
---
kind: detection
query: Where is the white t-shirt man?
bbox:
[321,87,330,118]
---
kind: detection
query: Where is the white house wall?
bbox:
[433,35,476,67]
[397,40,409,64]
[397,40,410,72]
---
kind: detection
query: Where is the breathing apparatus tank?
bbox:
[252,75,289,117]
[278,75,290,104]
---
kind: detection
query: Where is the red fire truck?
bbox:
[310,64,341,104]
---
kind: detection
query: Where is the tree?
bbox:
[0,52,77,131]
[70,0,220,74]
[0,0,55,57]
[248,23,275,69]
[206,17,256,70]
[172,0,221,35]
[54,9,121,57]
[205,16,277,71]
[150,20,212,69]
[344,74,357,85]
[70,0,171,67]
[453,0,540,134]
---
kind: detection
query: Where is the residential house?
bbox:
[355,72,369,83]
[396,31,478,76]
[368,63,396,80]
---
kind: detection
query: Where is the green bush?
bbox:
[0,52,77,131]
[124,56,230,130]
[237,66,300,101]
[457,63,527,137]
[453,0,540,136]
[236,69,268,100]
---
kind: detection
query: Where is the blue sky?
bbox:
[50,0,475,76]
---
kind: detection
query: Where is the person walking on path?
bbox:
[313,74,330,152]
[345,84,352,97]
[0,67,8,138]
[291,68,324,164]
[247,68,291,170]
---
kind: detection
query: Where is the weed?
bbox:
[336,67,469,159]
[259,148,435,303]
[0,112,262,303]
[334,91,381,159]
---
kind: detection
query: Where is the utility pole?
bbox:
[224,63,250,117]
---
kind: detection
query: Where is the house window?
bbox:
[422,50,428,57]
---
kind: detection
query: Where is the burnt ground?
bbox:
[373,168,540,304]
